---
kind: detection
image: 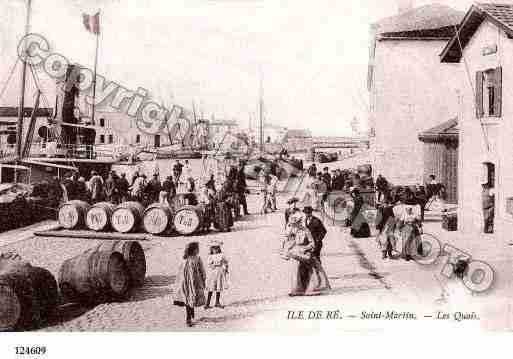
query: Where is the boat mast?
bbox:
[259,66,264,154]
[16,0,32,159]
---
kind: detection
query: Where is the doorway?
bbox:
[482,162,495,233]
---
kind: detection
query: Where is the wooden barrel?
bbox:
[143,203,173,234]
[0,266,58,331]
[111,201,145,233]
[173,205,204,235]
[86,202,116,231]
[58,250,129,303]
[58,200,90,229]
[95,241,146,286]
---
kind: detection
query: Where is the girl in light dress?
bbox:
[204,241,229,309]
[173,242,206,327]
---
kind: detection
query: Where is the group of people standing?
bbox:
[375,186,425,261]
[59,170,131,204]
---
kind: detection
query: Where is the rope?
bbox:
[0,57,20,104]
[453,24,490,152]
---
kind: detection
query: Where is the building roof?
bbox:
[263,123,287,130]
[418,117,459,142]
[210,119,238,127]
[441,3,513,62]
[374,4,464,40]
[284,129,312,139]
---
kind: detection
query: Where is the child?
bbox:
[173,242,206,327]
[204,240,229,309]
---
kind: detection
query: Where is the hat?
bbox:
[303,206,314,214]
[286,197,299,205]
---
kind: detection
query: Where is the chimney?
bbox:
[397,0,414,14]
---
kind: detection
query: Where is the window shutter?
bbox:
[495,66,502,117]
[476,71,484,118]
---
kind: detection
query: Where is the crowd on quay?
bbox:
[298,161,449,263]
[31,156,255,228]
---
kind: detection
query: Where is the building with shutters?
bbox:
[367,3,465,185]
[441,3,513,238]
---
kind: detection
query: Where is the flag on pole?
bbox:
[82,12,100,34]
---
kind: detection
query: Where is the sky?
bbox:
[0,0,486,136]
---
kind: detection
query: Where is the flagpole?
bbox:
[91,10,100,125]
[16,0,32,159]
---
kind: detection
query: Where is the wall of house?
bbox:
[457,20,513,241]
[369,38,464,185]
[422,140,458,204]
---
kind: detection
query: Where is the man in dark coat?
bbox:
[104,171,118,203]
[349,188,370,238]
[145,174,162,203]
[375,174,388,203]
[173,160,183,184]
[482,184,494,233]
[235,165,249,215]
[205,174,216,193]
[308,163,317,178]
[117,173,130,202]
[62,172,78,201]
[322,167,331,192]
[162,175,176,202]
[303,206,327,260]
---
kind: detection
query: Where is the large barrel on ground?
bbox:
[111,201,145,233]
[58,200,90,229]
[0,266,58,331]
[173,205,204,235]
[143,203,173,234]
[95,241,146,286]
[85,202,116,231]
[214,201,233,232]
[58,250,129,303]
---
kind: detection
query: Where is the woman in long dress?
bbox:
[282,213,315,296]
[397,188,422,261]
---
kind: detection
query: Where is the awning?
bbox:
[418,117,458,143]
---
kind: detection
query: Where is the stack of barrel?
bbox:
[0,255,58,331]
[58,240,146,304]
[57,193,223,236]
[0,240,147,331]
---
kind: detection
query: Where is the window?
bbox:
[99,134,105,144]
[476,67,502,118]
[136,134,140,144]
[154,135,160,148]
[481,162,495,188]
[108,134,113,144]
[99,118,105,127]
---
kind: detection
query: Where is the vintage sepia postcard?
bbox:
[0,0,512,357]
